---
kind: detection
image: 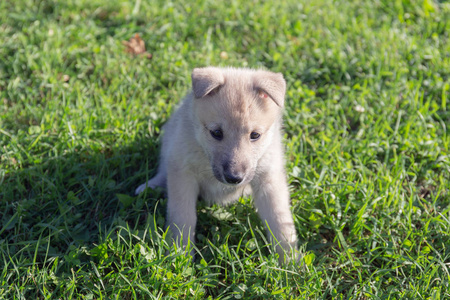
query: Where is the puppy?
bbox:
[136,67,298,262]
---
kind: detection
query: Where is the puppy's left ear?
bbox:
[253,71,286,107]
[191,67,225,98]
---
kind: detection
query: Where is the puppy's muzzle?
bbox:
[223,172,244,184]
[222,162,246,185]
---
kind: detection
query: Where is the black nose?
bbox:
[224,173,243,184]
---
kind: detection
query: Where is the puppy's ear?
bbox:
[191,67,225,98]
[253,71,286,107]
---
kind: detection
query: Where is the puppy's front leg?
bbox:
[252,173,298,262]
[166,167,199,251]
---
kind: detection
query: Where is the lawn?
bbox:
[1,0,449,298]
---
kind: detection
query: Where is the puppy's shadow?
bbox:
[1,136,164,264]
[2,131,278,268]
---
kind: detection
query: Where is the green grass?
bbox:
[1,0,449,298]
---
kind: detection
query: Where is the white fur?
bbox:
[136,67,298,262]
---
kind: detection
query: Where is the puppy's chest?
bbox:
[198,178,252,205]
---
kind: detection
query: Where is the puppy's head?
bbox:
[191,67,286,185]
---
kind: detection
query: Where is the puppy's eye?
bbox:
[250,132,261,141]
[206,86,220,96]
[258,91,269,99]
[210,129,223,141]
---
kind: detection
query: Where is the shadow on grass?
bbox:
[0,134,277,272]
[0,136,165,266]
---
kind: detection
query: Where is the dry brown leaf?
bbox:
[122,33,152,59]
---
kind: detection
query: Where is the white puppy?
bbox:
[136,67,298,262]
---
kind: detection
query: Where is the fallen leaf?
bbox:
[122,33,152,59]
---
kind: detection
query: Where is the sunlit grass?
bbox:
[1,0,449,298]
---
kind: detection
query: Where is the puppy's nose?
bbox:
[224,173,243,184]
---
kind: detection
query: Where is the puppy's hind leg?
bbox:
[135,173,166,195]
[135,146,169,195]
[136,123,171,195]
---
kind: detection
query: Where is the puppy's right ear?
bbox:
[191,67,225,98]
